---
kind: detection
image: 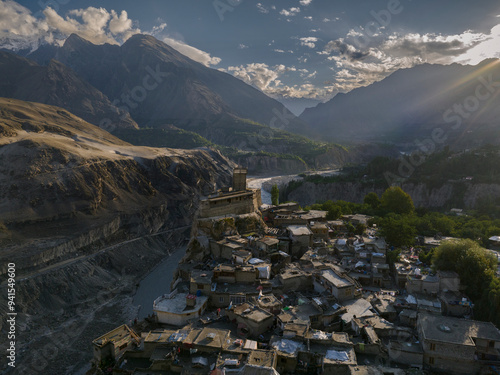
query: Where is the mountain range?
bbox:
[300,59,500,149]
[29,33,309,137]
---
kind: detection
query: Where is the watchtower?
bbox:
[233,167,247,192]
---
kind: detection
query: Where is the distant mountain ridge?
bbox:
[300,59,500,148]
[0,51,138,130]
[29,33,310,138]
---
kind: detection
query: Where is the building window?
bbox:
[430,343,436,351]
[280,358,286,364]
[490,341,495,348]
[429,357,435,365]
[219,297,224,303]
[230,295,246,305]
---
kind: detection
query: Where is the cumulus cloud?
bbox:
[0,1,139,48]
[300,36,318,49]
[0,1,221,66]
[321,27,495,93]
[299,0,313,6]
[0,0,50,50]
[225,62,333,99]
[43,6,141,45]
[280,7,301,17]
[161,37,221,66]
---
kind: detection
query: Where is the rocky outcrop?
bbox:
[286,180,500,209]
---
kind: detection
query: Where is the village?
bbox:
[90,168,500,375]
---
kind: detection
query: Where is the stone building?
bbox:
[199,168,262,218]
[417,313,500,374]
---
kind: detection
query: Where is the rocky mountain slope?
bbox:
[30,33,309,137]
[0,98,235,374]
[300,59,500,148]
[0,98,233,268]
[0,51,138,130]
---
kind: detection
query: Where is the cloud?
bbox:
[256,3,269,14]
[274,49,285,53]
[304,16,313,21]
[238,43,248,49]
[161,36,221,66]
[325,39,370,61]
[300,36,318,49]
[320,27,495,93]
[43,6,141,45]
[454,24,500,64]
[225,62,333,99]
[0,0,50,50]
[299,0,313,5]
[280,7,301,17]
[0,1,221,67]
[0,1,139,49]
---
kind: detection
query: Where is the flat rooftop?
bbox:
[321,268,353,288]
[153,292,208,315]
[247,349,276,368]
[287,225,313,236]
[418,313,500,345]
[92,324,135,347]
[233,303,274,323]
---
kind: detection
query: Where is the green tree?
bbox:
[326,205,342,220]
[380,214,416,247]
[380,186,415,215]
[432,239,497,301]
[364,192,381,209]
[271,184,279,206]
[355,223,367,235]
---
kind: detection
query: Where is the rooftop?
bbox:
[233,303,274,323]
[256,237,280,246]
[321,268,353,288]
[247,349,276,368]
[287,225,313,236]
[92,324,136,347]
[418,313,500,345]
[190,270,214,284]
[193,327,231,349]
[323,347,356,365]
[153,292,208,315]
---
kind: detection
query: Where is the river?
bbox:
[248,169,340,205]
[133,245,187,319]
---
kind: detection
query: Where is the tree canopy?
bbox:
[380,186,415,215]
[364,192,381,209]
[271,184,279,206]
[432,239,497,301]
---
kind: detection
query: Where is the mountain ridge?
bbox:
[300,59,500,148]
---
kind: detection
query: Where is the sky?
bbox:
[2,0,500,114]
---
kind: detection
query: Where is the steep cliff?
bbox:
[286,180,500,210]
